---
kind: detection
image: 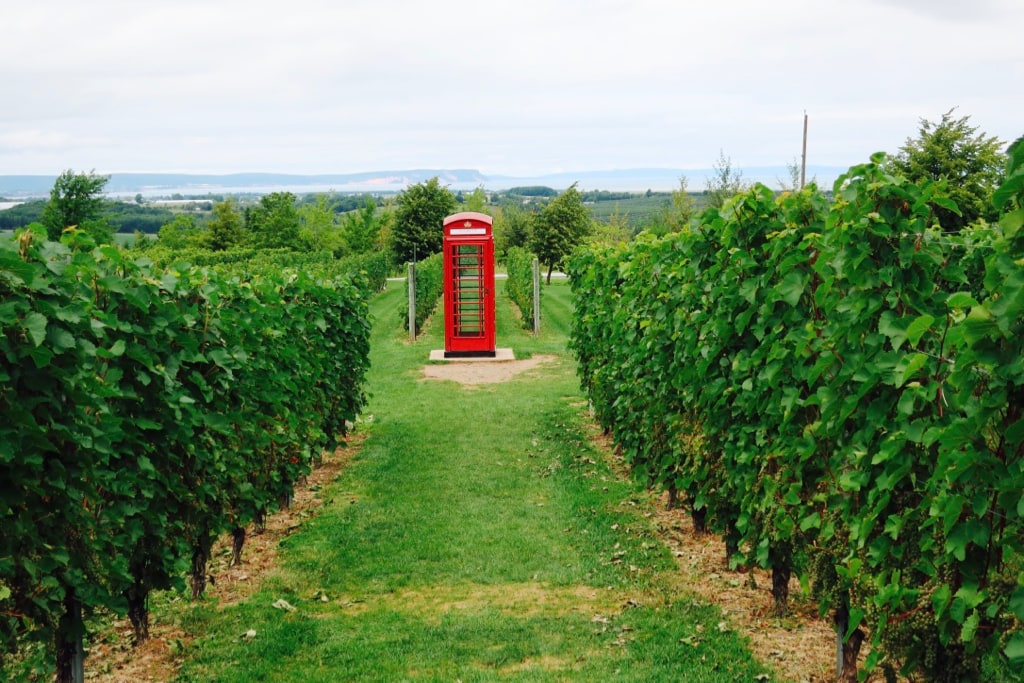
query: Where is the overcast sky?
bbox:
[2,0,1021,179]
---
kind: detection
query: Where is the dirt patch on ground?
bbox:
[652,503,838,683]
[421,354,558,385]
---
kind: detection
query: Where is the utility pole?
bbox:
[801,111,808,189]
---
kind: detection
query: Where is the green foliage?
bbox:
[646,176,696,236]
[992,135,1024,215]
[943,134,1024,677]
[581,189,633,202]
[808,159,983,679]
[530,182,591,283]
[587,207,633,247]
[1,199,186,237]
[104,203,179,234]
[341,195,383,255]
[205,197,244,251]
[392,178,458,263]
[704,150,747,209]
[0,230,371,675]
[893,108,1005,231]
[504,185,558,197]
[40,170,112,243]
[493,204,533,259]
[568,153,1024,680]
[337,251,391,296]
[0,200,46,231]
[504,246,537,329]
[141,246,388,297]
[297,194,345,255]
[244,192,301,249]
[403,252,444,335]
[776,157,816,192]
[156,214,203,250]
[461,186,489,213]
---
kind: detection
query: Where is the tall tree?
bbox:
[156,214,202,250]
[40,170,112,243]
[493,204,533,258]
[645,177,697,236]
[666,175,696,232]
[462,186,489,213]
[206,198,244,251]
[298,194,344,255]
[245,192,300,249]
[341,196,382,255]
[531,182,591,283]
[392,177,457,263]
[704,150,746,209]
[892,108,1005,231]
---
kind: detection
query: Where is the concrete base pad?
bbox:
[429,348,515,362]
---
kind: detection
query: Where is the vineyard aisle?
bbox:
[173,279,773,682]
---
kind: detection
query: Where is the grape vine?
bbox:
[0,228,371,678]
[569,151,1024,680]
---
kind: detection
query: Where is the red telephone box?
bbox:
[443,211,496,358]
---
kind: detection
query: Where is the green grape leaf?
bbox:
[1002,207,1024,239]
[960,610,980,643]
[1007,418,1024,446]
[932,583,952,619]
[906,314,935,346]
[878,311,909,350]
[898,353,929,387]
[933,196,961,215]
[23,312,47,347]
[946,291,979,309]
[992,172,1024,210]
[1009,586,1024,621]
[1005,632,1024,670]
[777,270,806,307]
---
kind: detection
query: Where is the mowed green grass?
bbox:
[172,278,771,682]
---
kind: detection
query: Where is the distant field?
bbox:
[587,193,667,225]
[586,192,709,228]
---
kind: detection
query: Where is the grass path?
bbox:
[173,280,771,682]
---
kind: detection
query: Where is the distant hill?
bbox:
[97,169,489,193]
[0,165,849,198]
[0,169,488,198]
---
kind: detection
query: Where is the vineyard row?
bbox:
[568,150,1024,681]
[1,228,377,678]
